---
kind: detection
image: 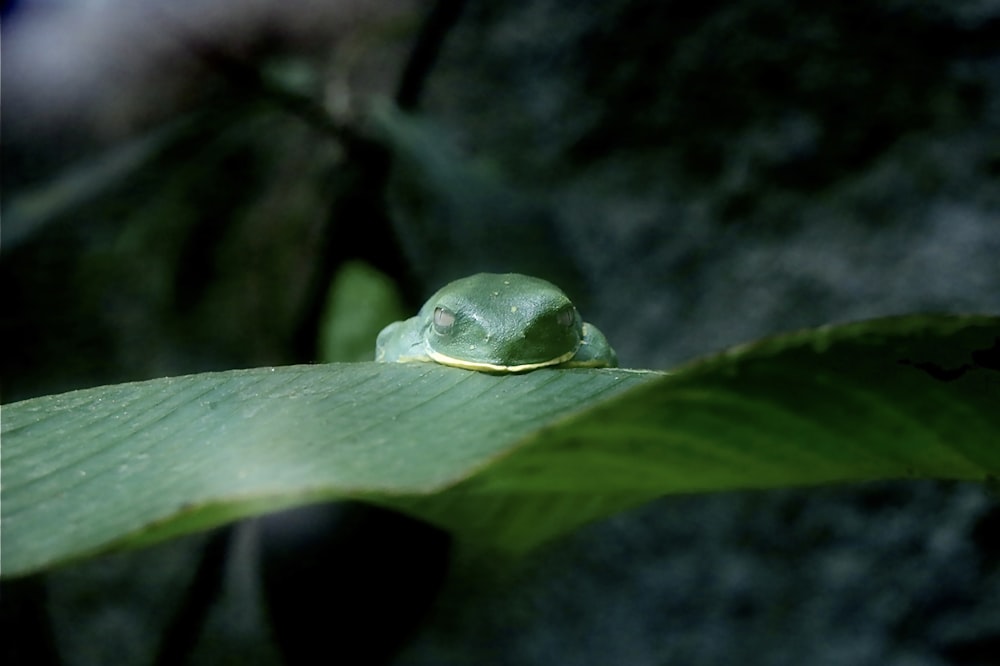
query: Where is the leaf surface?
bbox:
[3,314,998,577]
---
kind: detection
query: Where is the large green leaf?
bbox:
[2,314,998,578]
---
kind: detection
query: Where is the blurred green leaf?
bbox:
[2,314,998,578]
[318,261,406,363]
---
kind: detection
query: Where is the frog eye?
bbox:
[433,307,456,334]
[556,306,577,328]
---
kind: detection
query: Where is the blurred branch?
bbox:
[1,120,189,250]
[148,7,352,141]
[291,0,471,361]
[395,0,466,109]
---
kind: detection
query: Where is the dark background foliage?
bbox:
[3,0,999,664]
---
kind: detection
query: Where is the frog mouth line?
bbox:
[425,346,578,373]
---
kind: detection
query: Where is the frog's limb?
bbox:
[375,318,430,363]
[562,323,618,368]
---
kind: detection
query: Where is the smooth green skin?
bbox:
[375,273,617,372]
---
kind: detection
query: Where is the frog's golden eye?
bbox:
[556,306,576,328]
[432,307,456,335]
